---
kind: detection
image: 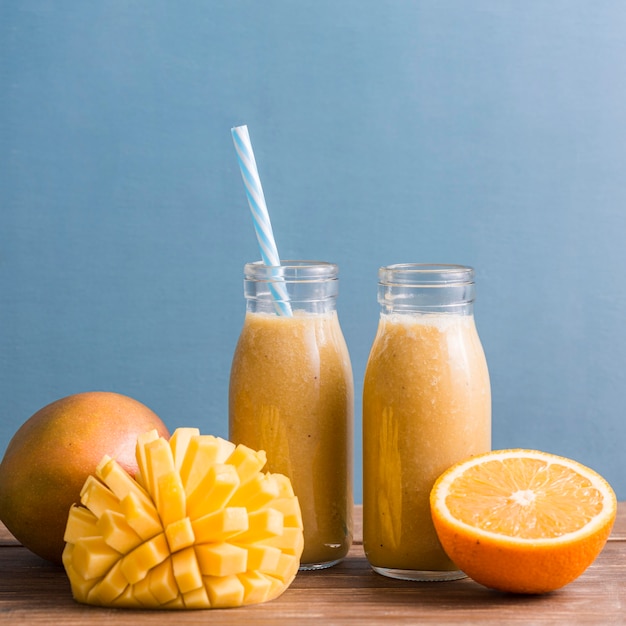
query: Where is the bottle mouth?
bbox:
[243,260,339,309]
[244,260,338,283]
[378,264,474,287]
[378,264,476,312]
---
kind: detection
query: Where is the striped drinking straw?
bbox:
[231,125,292,316]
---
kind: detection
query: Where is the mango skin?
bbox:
[0,391,169,564]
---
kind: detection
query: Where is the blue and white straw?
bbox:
[231,125,292,316]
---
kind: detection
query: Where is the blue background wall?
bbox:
[2,1,625,501]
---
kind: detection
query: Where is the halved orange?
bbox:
[430,449,617,594]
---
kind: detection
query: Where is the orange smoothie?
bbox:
[229,310,354,567]
[363,312,491,576]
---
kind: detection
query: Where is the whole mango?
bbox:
[0,391,169,564]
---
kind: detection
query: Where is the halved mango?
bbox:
[63,428,303,609]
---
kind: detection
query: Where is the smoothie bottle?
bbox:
[363,264,491,581]
[229,261,354,569]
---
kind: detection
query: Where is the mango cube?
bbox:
[195,542,248,577]
[63,428,303,609]
[64,505,98,544]
[98,509,143,554]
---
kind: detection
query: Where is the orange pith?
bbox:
[430,449,617,594]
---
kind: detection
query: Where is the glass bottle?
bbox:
[363,264,491,581]
[229,260,354,569]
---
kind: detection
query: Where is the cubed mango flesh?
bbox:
[63,428,303,609]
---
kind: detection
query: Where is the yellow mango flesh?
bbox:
[179,435,235,494]
[171,546,203,593]
[71,536,121,580]
[191,506,249,543]
[120,491,162,540]
[120,533,170,585]
[165,517,195,552]
[98,510,143,553]
[63,505,98,544]
[195,542,248,577]
[63,428,303,609]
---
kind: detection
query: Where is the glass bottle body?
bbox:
[363,264,491,581]
[229,261,354,569]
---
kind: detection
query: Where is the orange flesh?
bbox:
[445,458,605,539]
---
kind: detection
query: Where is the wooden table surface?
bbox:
[1,504,624,625]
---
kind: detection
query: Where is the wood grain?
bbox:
[1,504,624,625]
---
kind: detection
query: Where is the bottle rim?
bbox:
[379,263,474,286]
[244,260,338,282]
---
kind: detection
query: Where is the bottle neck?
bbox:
[378,264,476,316]
[243,260,339,315]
